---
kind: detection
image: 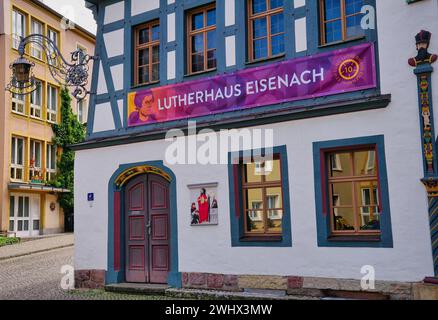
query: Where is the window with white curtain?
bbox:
[47,85,58,123]
[30,80,42,119]
[11,137,25,181]
[12,10,26,50]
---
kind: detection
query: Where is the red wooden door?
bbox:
[125,174,170,284]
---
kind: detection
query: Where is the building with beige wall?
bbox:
[0,0,95,237]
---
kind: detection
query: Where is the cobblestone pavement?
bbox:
[0,233,74,260]
[0,247,172,300]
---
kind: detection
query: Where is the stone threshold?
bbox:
[105,283,169,295]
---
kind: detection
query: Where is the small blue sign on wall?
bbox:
[87,193,94,202]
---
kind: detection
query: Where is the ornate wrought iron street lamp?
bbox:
[6,34,97,100]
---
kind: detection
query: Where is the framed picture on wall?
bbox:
[188,183,218,226]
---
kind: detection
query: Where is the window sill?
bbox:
[184,68,217,78]
[245,53,285,66]
[327,235,381,242]
[131,80,160,90]
[239,235,283,242]
[318,36,366,49]
[11,111,27,118]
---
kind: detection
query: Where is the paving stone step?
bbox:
[105,283,169,295]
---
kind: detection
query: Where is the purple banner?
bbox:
[128,43,376,127]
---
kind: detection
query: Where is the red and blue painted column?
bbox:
[409,30,438,280]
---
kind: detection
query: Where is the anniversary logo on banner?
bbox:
[127,43,377,127]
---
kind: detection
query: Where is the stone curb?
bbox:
[165,288,319,300]
[0,244,74,261]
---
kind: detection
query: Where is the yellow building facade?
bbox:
[0,0,95,237]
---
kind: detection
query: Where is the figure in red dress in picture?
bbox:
[197,188,210,223]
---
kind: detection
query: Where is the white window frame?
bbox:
[47,28,58,65]
[11,136,25,181]
[30,80,42,119]
[47,85,58,123]
[29,140,42,182]
[77,99,88,123]
[46,144,57,182]
[30,19,43,59]
[12,93,25,115]
[12,9,26,50]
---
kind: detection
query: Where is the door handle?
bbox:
[146,221,151,235]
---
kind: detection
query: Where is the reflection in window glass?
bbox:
[327,148,381,234]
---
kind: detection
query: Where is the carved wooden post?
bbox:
[409,30,438,279]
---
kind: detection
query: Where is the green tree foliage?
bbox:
[50,87,86,215]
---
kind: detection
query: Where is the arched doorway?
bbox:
[125,173,170,284]
[107,162,181,288]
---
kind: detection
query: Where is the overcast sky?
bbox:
[41,0,97,34]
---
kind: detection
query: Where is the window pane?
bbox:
[329,153,352,177]
[138,28,149,44]
[18,220,23,231]
[266,187,282,209]
[270,0,284,9]
[265,159,281,182]
[246,210,264,232]
[207,9,216,26]
[18,197,24,217]
[33,220,40,231]
[354,150,376,176]
[325,20,342,43]
[346,14,365,39]
[152,45,159,63]
[357,182,381,231]
[246,188,264,210]
[152,64,159,82]
[138,66,149,84]
[138,48,149,66]
[23,220,29,231]
[207,50,216,69]
[17,139,23,165]
[267,209,282,233]
[51,146,56,169]
[207,30,216,50]
[345,0,363,15]
[253,17,267,39]
[11,138,16,164]
[191,54,204,73]
[271,34,284,56]
[244,162,262,183]
[24,197,29,217]
[10,196,15,217]
[191,34,204,53]
[324,0,341,20]
[333,207,355,231]
[252,0,267,14]
[35,142,41,167]
[192,12,204,30]
[151,25,160,41]
[9,221,14,232]
[330,182,353,206]
[253,38,268,60]
[270,13,284,34]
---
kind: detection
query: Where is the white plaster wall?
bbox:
[104,29,124,58]
[131,0,159,16]
[295,17,307,53]
[104,1,124,25]
[167,13,176,43]
[225,0,235,27]
[225,35,236,67]
[75,0,438,281]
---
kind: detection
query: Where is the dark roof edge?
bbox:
[69,94,392,152]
